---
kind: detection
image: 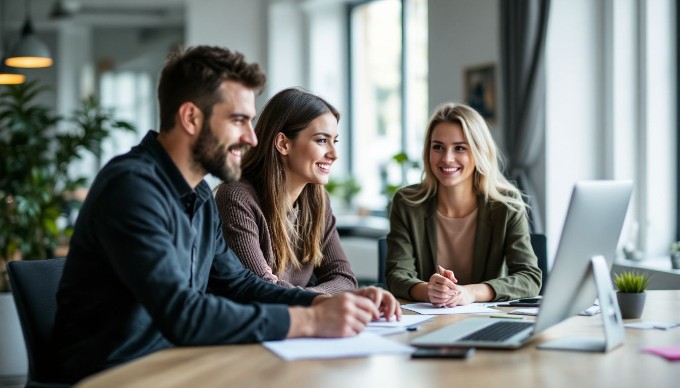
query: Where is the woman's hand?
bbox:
[427,265,459,307]
[442,283,495,307]
[350,286,402,322]
[441,285,475,306]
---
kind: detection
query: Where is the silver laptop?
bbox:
[410,181,633,351]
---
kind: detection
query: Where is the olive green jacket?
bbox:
[386,186,541,301]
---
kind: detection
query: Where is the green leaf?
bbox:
[614,271,652,293]
[392,152,409,164]
[0,81,136,260]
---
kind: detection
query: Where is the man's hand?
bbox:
[287,293,378,338]
[286,287,401,339]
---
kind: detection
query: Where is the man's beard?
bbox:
[191,120,241,183]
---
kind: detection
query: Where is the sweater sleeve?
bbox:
[306,193,358,294]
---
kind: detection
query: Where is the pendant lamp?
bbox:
[0,60,24,84]
[0,0,24,83]
[6,0,53,69]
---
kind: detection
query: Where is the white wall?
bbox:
[268,1,307,95]
[545,0,603,261]
[186,0,269,100]
[546,0,677,261]
[641,0,677,255]
[185,0,348,116]
[608,0,639,256]
[428,0,499,117]
[304,0,349,176]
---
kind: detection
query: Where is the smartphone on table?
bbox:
[411,347,475,359]
[508,297,542,307]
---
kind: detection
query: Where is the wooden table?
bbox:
[77,290,680,388]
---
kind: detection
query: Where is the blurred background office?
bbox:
[2,0,677,275]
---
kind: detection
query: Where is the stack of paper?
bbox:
[263,333,414,361]
[401,303,500,315]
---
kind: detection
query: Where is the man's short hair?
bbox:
[157,45,266,132]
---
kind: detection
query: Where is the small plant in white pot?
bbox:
[669,242,680,270]
[613,271,651,319]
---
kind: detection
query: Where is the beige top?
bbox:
[435,208,478,285]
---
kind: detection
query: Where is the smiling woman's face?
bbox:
[429,122,475,190]
[278,112,339,191]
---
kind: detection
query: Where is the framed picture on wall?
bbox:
[464,63,497,123]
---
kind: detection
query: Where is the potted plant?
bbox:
[380,152,421,216]
[0,81,134,377]
[613,271,651,319]
[0,80,135,288]
[669,242,680,270]
[381,152,421,199]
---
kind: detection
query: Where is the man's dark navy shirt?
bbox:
[53,131,318,383]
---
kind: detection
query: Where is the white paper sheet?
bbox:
[401,303,500,315]
[509,308,539,316]
[624,321,680,330]
[368,314,435,327]
[362,315,435,336]
[263,333,414,361]
[363,326,408,336]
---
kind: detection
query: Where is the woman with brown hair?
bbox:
[215,87,357,294]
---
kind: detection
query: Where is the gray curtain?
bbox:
[500,0,550,234]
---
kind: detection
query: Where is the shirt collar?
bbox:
[139,131,215,211]
[140,130,194,199]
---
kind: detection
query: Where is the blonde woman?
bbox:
[215,88,357,294]
[386,102,541,306]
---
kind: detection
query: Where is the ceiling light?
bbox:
[0,67,25,84]
[0,0,25,83]
[6,0,53,69]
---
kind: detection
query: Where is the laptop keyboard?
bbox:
[460,321,533,342]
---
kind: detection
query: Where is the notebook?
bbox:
[410,181,633,350]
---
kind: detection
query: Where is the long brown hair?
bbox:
[239,87,340,272]
[402,102,526,212]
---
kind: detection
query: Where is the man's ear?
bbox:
[275,132,290,155]
[177,102,203,136]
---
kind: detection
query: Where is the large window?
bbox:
[349,0,428,214]
[99,71,153,167]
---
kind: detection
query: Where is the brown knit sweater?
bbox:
[215,180,357,294]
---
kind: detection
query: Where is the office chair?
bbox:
[529,233,549,295]
[7,258,70,388]
[377,236,387,288]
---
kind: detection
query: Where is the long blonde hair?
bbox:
[401,102,526,212]
[234,88,339,272]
